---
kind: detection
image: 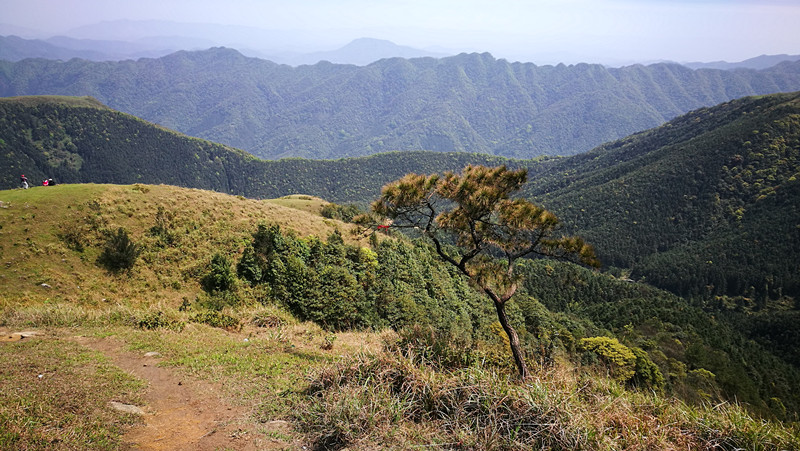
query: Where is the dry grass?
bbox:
[298,349,800,450]
[264,194,330,215]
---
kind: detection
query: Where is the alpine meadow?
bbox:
[1,40,800,450]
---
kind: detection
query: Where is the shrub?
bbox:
[97,227,141,273]
[201,253,236,294]
[194,291,240,311]
[236,246,262,284]
[190,310,241,331]
[630,346,665,390]
[579,336,636,382]
[136,311,184,331]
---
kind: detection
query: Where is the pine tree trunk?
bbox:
[494,299,530,380]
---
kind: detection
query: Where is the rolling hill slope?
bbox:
[3,48,800,159]
[0,183,362,308]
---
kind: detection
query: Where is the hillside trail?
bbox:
[73,334,297,450]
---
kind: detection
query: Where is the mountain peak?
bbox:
[344,37,397,48]
[294,37,448,66]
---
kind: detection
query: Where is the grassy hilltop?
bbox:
[0,183,358,308]
[1,183,798,449]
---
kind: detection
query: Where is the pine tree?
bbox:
[370,165,598,379]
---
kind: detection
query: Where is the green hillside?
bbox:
[3,94,800,426]
[1,183,798,448]
[3,48,800,159]
[525,92,800,302]
[0,183,365,308]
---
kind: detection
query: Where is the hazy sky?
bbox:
[3,0,799,64]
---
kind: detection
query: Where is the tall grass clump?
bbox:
[298,344,800,450]
[675,402,800,450]
[298,350,587,450]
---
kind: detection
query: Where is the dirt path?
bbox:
[75,335,294,450]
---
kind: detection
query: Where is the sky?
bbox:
[3,0,799,65]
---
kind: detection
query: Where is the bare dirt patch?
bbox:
[75,335,295,450]
[0,330,42,342]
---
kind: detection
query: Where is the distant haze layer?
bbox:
[2,0,799,65]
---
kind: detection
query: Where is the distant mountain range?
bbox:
[0,33,447,66]
[4,19,799,69]
[274,38,448,66]
[684,54,800,70]
[3,48,800,160]
[0,34,183,62]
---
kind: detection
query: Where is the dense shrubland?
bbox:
[527,92,800,303]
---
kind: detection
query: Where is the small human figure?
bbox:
[20,174,28,189]
[42,179,49,186]
[47,178,55,186]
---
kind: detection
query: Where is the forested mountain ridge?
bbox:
[0,95,519,199]
[3,48,800,159]
[525,92,800,301]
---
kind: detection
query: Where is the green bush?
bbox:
[236,246,262,284]
[97,227,141,273]
[630,347,665,390]
[194,291,240,311]
[579,338,664,390]
[201,253,236,294]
